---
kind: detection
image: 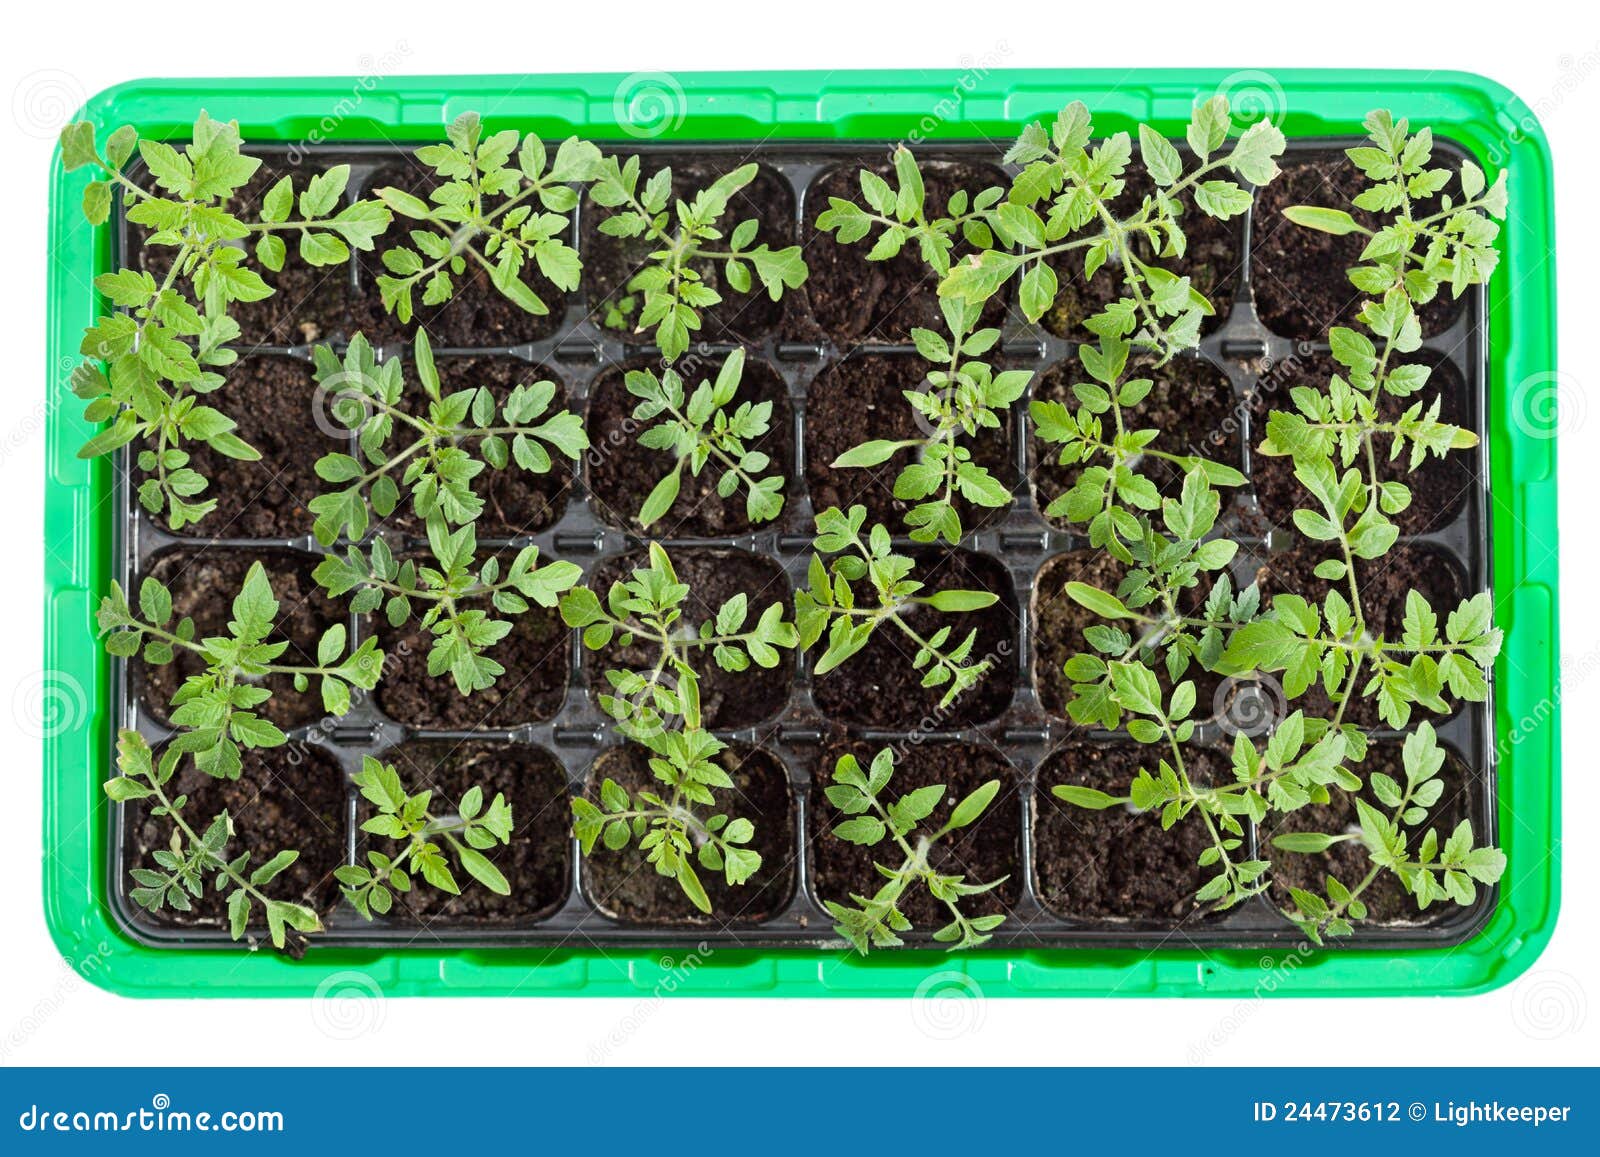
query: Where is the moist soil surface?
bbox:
[133,157,360,346]
[149,356,342,540]
[373,577,569,731]
[138,548,343,730]
[125,743,347,929]
[583,741,795,924]
[809,738,1020,931]
[1262,743,1475,924]
[811,547,1018,729]
[382,356,576,539]
[1244,351,1473,538]
[376,740,571,924]
[585,355,794,536]
[1030,352,1241,525]
[805,353,1017,535]
[1251,543,1466,727]
[1034,743,1224,921]
[583,159,794,347]
[586,548,793,730]
[1032,550,1221,723]
[800,158,1009,344]
[352,163,565,347]
[1251,154,1465,339]
[1042,164,1242,342]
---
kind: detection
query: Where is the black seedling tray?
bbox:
[106,134,1496,952]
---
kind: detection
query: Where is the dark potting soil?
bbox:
[584,355,794,536]
[585,548,793,730]
[372,575,569,731]
[131,157,359,346]
[800,158,1009,344]
[1030,352,1241,527]
[1244,351,1473,538]
[352,163,565,348]
[148,355,344,540]
[583,741,795,925]
[1042,164,1242,342]
[1031,550,1222,724]
[810,547,1018,729]
[1251,543,1467,727]
[1251,153,1465,339]
[382,356,575,539]
[1255,541,1466,643]
[1262,743,1473,924]
[1034,743,1224,921]
[125,743,347,929]
[804,353,1017,535]
[137,548,344,731]
[375,740,571,924]
[583,159,795,347]
[809,738,1021,931]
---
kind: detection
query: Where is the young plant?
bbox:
[1281,109,1507,304]
[375,111,601,322]
[559,542,799,740]
[939,96,1285,361]
[564,544,798,912]
[1256,110,1504,564]
[794,505,998,707]
[60,112,391,528]
[815,146,1004,276]
[830,298,1029,544]
[315,518,580,696]
[625,348,786,528]
[308,330,588,544]
[97,561,382,779]
[1031,336,1245,562]
[337,756,515,918]
[1054,470,1254,729]
[823,747,1007,952]
[571,693,764,915]
[103,730,321,949]
[1270,723,1505,943]
[1050,111,1509,941]
[589,158,807,361]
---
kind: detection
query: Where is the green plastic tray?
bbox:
[43,69,1558,997]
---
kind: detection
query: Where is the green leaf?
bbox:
[1064,582,1133,620]
[1284,206,1364,235]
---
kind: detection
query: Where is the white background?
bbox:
[0,0,1593,1067]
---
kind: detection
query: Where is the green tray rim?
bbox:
[42,68,1559,998]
